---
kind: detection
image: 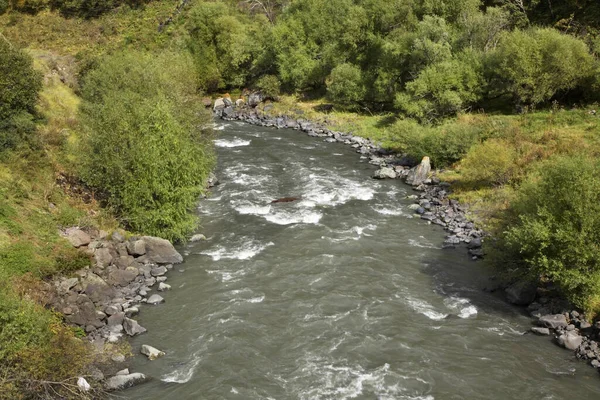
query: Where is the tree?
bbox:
[326,63,365,106]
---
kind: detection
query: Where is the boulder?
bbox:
[64,228,91,248]
[406,156,431,186]
[201,97,212,108]
[213,98,226,111]
[539,314,568,330]
[107,312,125,327]
[94,248,113,268]
[557,331,583,351]
[111,231,125,243]
[127,240,146,256]
[107,268,138,287]
[248,92,264,107]
[58,277,79,294]
[66,295,101,327]
[81,273,114,304]
[141,345,165,360]
[77,377,91,392]
[222,106,235,118]
[104,373,147,391]
[373,167,397,180]
[158,282,171,292]
[123,318,147,336]
[151,266,167,277]
[140,237,183,264]
[505,281,537,305]
[223,97,233,107]
[190,234,207,242]
[235,98,245,107]
[531,327,550,335]
[147,294,164,305]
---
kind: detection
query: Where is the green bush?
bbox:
[9,0,49,14]
[460,138,517,185]
[490,28,596,105]
[326,63,365,106]
[500,156,600,314]
[395,49,484,121]
[80,51,215,242]
[0,39,42,124]
[49,0,147,18]
[255,74,281,100]
[389,118,484,168]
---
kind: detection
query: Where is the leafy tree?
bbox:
[490,28,596,105]
[79,51,215,242]
[255,74,281,99]
[326,63,365,106]
[395,49,484,121]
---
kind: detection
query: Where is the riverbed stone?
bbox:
[107,312,125,327]
[505,281,537,305]
[539,314,568,330]
[107,268,138,287]
[64,228,91,248]
[82,273,114,304]
[104,373,147,391]
[151,266,167,277]
[94,247,113,268]
[140,236,183,264]
[147,294,164,305]
[127,240,146,256]
[406,156,431,186]
[158,282,171,292]
[373,167,397,179]
[123,318,147,336]
[531,327,550,335]
[213,98,225,111]
[190,234,207,242]
[141,345,165,360]
[557,331,583,351]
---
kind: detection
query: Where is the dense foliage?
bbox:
[499,157,600,314]
[79,51,215,242]
[0,39,42,150]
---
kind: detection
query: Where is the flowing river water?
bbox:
[126,121,600,399]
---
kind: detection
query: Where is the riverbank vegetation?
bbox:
[2,0,600,396]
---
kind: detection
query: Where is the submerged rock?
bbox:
[531,327,550,335]
[147,294,165,305]
[141,345,165,360]
[557,331,583,351]
[505,281,537,305]
[104,373,147,391]
[373,167,397,179]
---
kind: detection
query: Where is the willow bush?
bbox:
[79,51,215,242]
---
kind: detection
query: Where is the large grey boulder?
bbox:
[531,327,550,335]
[104,373,147,391]
[557,331,583,351]
[213,98,226,111]
[82,273,114,304]
[406,156,431,186]
[66,294,103,328]
[64,228,91,248]
[373,167,397,180]
[94,247,113,268]
[140,236,183,264]
[141,345,165,360]
[107,268,138,287]
[127,240,146,256]
[505,281,537,305]
[248,92,264,107]
[147,294,164,305]
[123,318,147,336]
[539,314,568,330]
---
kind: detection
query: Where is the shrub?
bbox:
[255,74,281,100]
[460,139,517,185]
[0,39,42,123]
[9,0,49,14]
[79,51,215,242]
[326,63,365,106]
[395,49,484,122]
[389,118,484,168]
[500,156,600,314]
[490,28,596,105]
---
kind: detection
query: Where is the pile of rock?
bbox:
[53,227,184,390]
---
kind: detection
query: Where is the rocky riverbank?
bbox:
[48,227,188,393]
[214,98,600,377]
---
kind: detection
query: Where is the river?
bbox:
[125,121,600,399]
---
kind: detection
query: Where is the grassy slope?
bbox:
[0,3,181,397]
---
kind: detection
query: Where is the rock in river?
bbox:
[539,314,568,330]
[147,294,165,305]
[105,373,148,391]
[123,317,147,336]
[373,167,397,179]
[140,236,183,264]
[141,345,166,360]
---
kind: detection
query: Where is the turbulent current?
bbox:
[126,121,600,399]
